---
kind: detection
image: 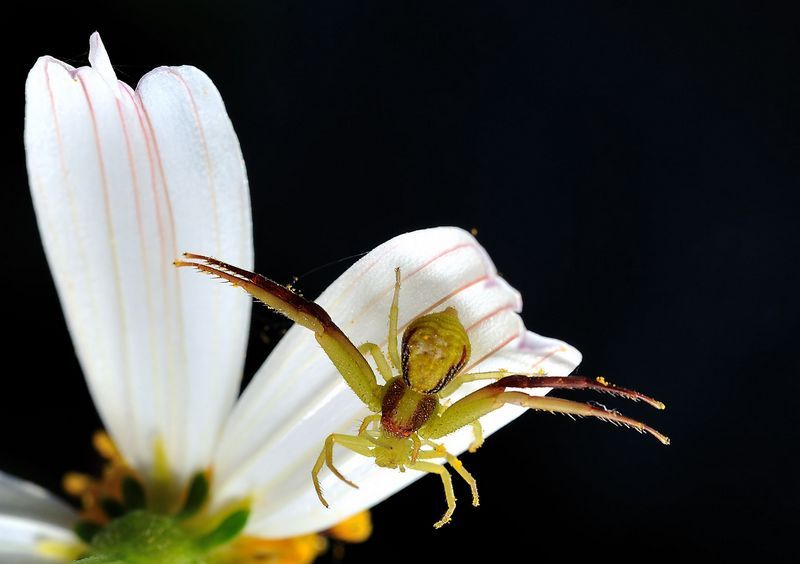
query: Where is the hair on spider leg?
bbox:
[587,400,611,412]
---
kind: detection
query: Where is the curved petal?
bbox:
[211,227,581,536]
[24,33,253,485]
[0,472,78,561]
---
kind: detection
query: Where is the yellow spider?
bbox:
[176,253,668,528]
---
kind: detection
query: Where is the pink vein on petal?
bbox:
[117,86,166,429]
[42,60,100,373]
[413,274,490,321]
[115,96,148,272]
[125,87,169,303]
[465,303,516,333]
[77,71,138,458]
[529,347,563,371]
[346,242,482,328]
[139,91,186,470]
[167,68,220,254]
[463,331,522,373]
[166,68,226,467]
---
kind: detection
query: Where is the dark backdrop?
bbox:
[2,1,798,561]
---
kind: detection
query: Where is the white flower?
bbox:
[6,33,581,561]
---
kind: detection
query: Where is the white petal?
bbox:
[0,472,77,560]
[87,32,118,93]
[211,227,581,536]
[24,34,253,485]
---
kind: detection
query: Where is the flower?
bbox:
[6,33,581,562]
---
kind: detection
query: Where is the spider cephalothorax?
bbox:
[177,254,668,528]
[379,308,470,438]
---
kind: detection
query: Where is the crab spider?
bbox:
[176,254,669,528]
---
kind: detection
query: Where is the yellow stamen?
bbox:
[63,472,92,496]
[223,535,327,564]
[93,430,120,460]
[64,432,139,524]
[325,510,372,543]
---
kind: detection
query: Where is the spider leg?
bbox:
[410,433,422,463]
[469,420,484,453]
[387,267,402,370]
[421,378,670,445]
[358,342,393,383]
[488,374,666,409]
[407,461,457,528]
[439,370,511,397]
[358,414,381,436]
[418,440,480,508]
[176,254,383,412]
[441,372,665,410]
[312,433,375,508]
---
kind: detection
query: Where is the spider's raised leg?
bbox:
[387,267,402,370]
[407,461,457,528]
[176,254,383,412]
[421,376,670,445]
[313,433,375,508]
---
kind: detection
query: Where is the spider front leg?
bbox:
[175,254,383,412]
[312,433,376,508]
[358,267,402,384]
[441,372,666,409]
[440,371,663,453]
[422,376,670,445]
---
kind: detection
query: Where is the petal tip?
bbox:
[88,31,119,95]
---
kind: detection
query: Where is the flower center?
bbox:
[59,432,371,562]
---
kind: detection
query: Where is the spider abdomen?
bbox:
[381,378,437,438]
[401,307,471,394]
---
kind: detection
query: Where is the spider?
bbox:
[176,253,668,528]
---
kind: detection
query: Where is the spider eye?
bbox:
[401,307,471,394]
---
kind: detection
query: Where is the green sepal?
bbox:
[177,472,209,520]
[194,509,250,552]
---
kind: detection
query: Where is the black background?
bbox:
[2,1,798,561]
